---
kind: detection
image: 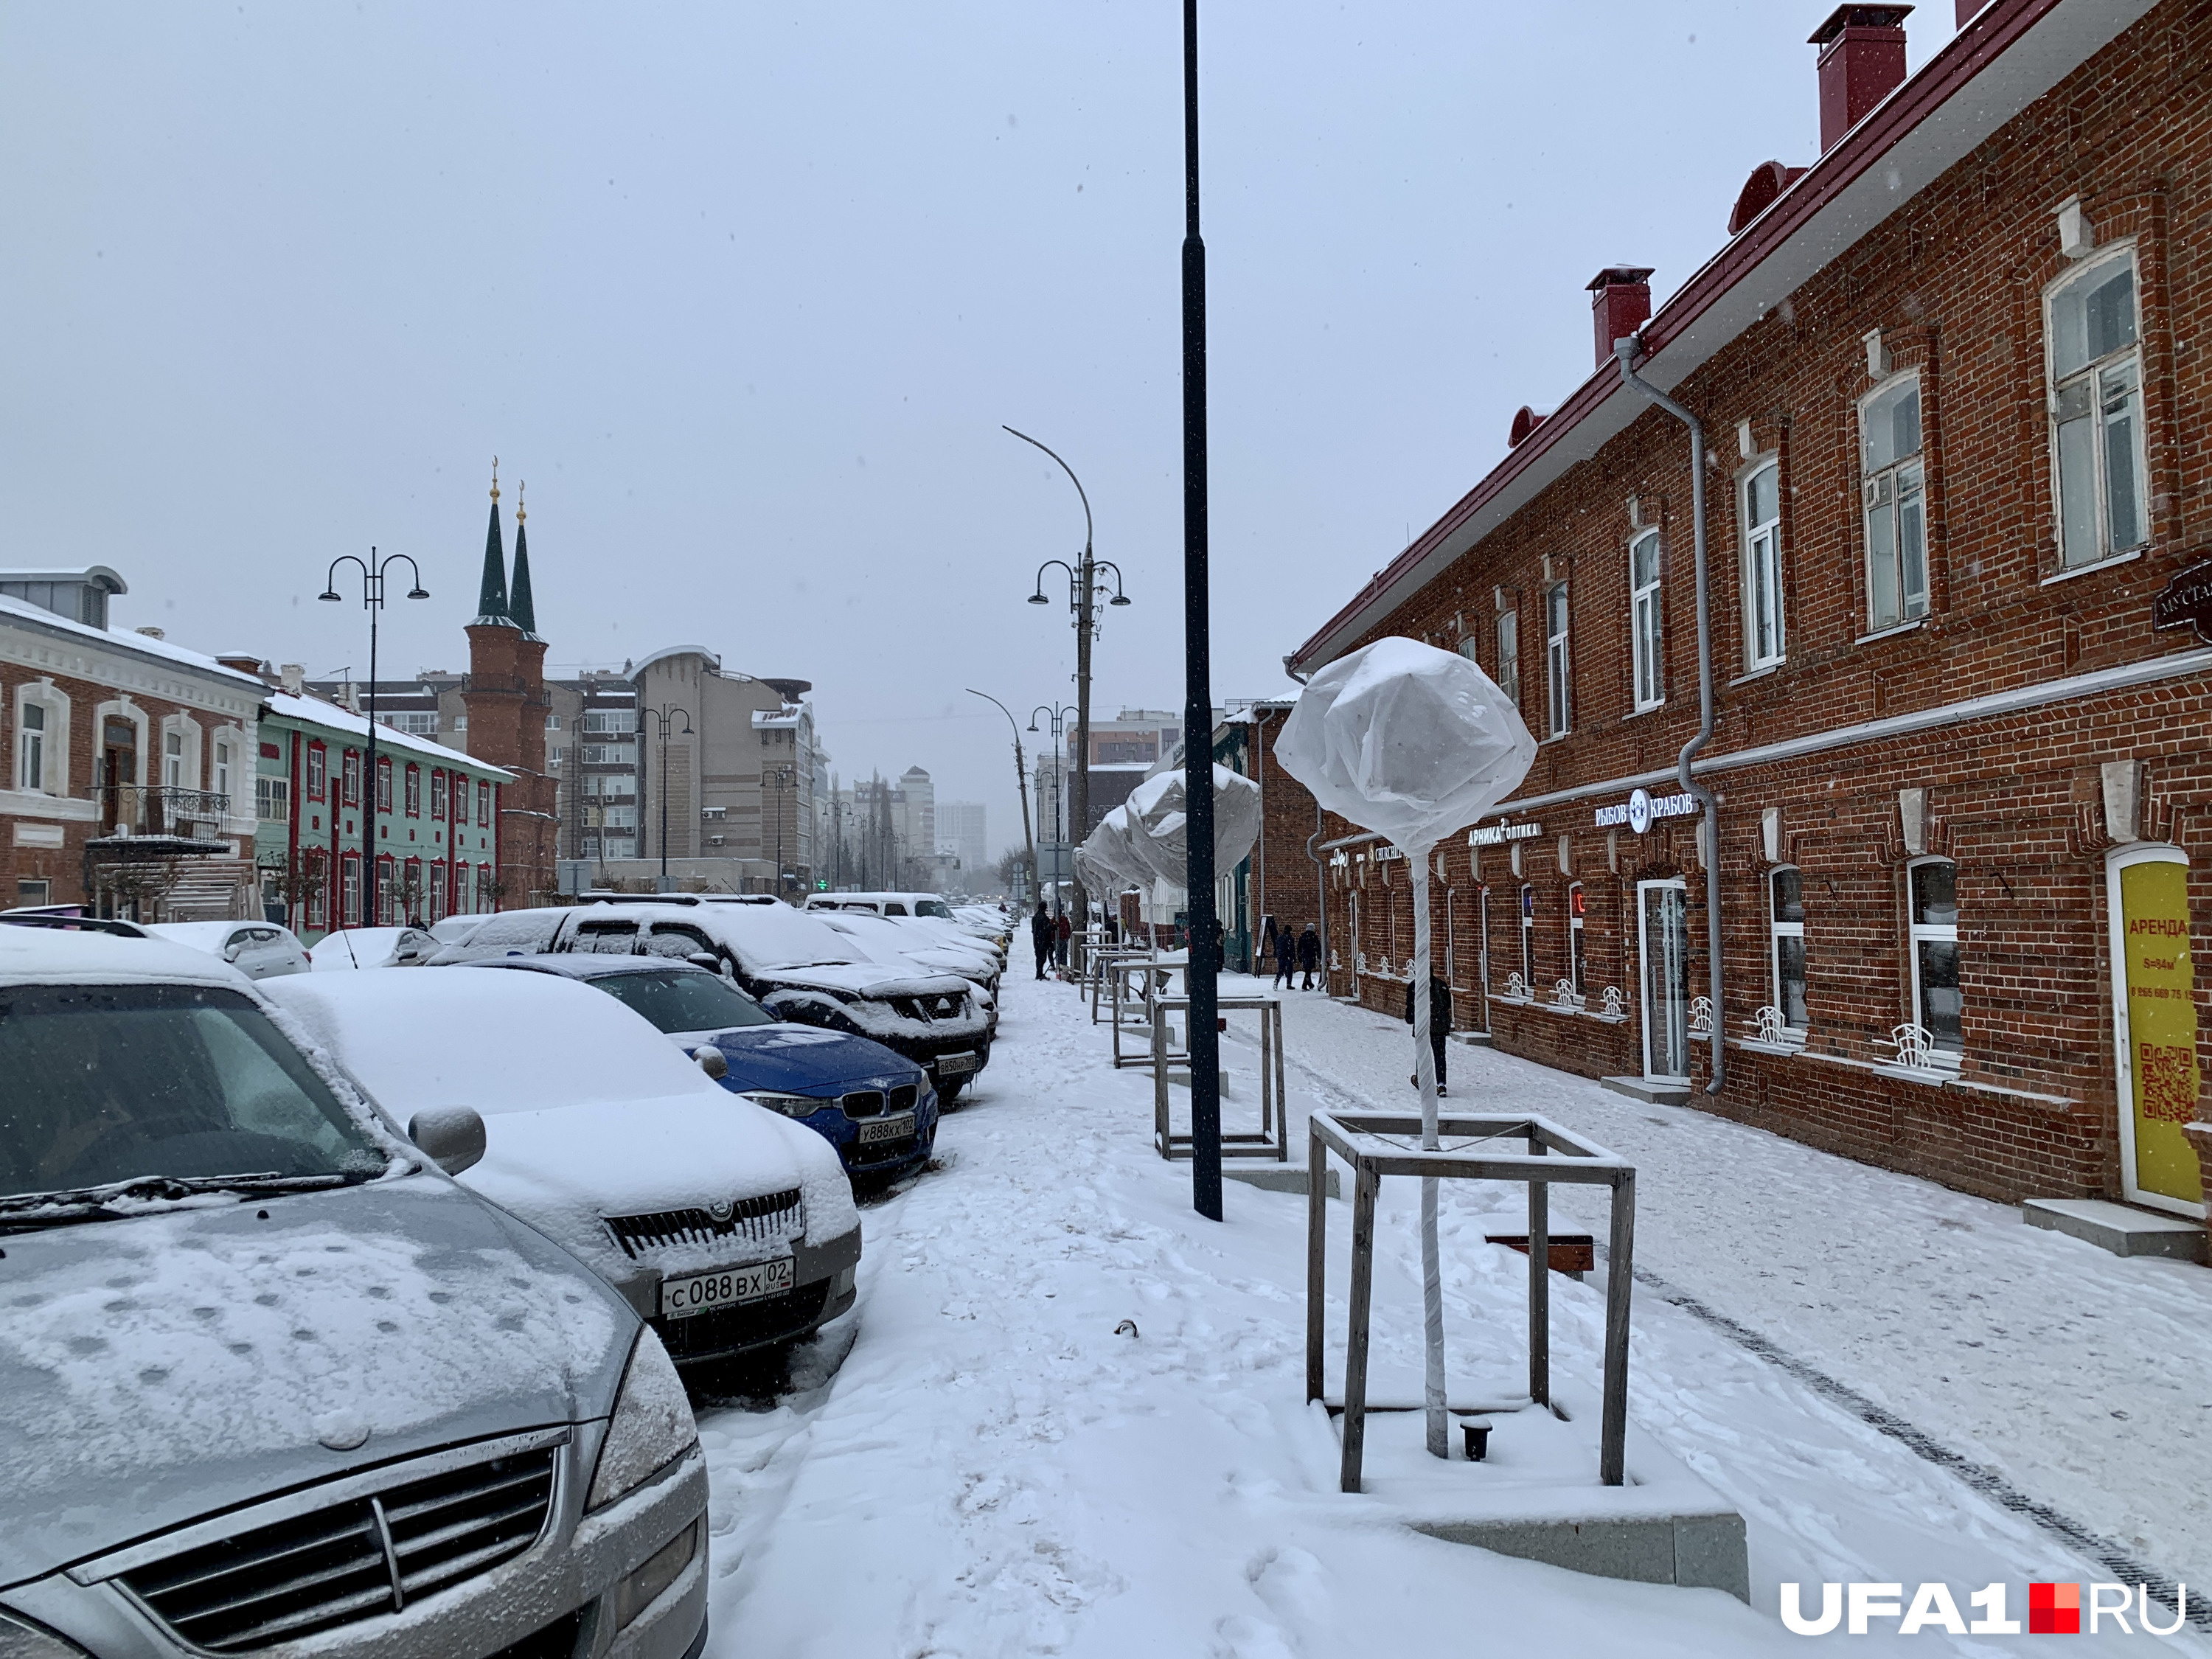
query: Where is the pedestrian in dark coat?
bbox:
[1403,973,1453,1095]
[1030,900,1054,980]
[1295,922,1322,990]
[1273,922,1296,990]
[1054,910,1073,970]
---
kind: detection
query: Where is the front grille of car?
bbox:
[655,1279,833,1363]
[893,992,967,1023]
[605,1189,804,1259]
[841,1089,886,1118]
[888,1083,918,1113]
[119,1448,557,1652]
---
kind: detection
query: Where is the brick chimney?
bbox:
[1587,267,1656,368]
[1810,6,1912,154]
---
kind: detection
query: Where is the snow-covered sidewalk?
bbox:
[697,971,2211,1656]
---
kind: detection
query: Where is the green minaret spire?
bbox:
[471,457,515,627]
[510,479,541,639]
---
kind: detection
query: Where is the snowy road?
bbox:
[695,970,2208,1656]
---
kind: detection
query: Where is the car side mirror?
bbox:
[408,1106,487,1176]
[222,942,246,962]
[688,952,719,971]
[695,1046,729,1081]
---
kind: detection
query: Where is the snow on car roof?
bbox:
[585,900,866,972]
[0,924,247,989]
[266,967,720,1116]
[143,920,259,950]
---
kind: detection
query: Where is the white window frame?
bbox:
[1859,372,1927,631]
[1544,581,1571,739]
[1518,882,1535,990]
[13,683,68,795]
[256,774,291,823]
[1769,866,1806,1035]
[2045,243,2149,571]
[1741,457,1784,669]
[1495,611,1520,712]
[1628,530,1663,712]
[1906,855,1962,1063]
[212,731,235,805]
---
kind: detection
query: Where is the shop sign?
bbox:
[1469,819,1543,847]
[1593,787,1698,833]
[1374,846,1405,862]
[2152,557,2212,643]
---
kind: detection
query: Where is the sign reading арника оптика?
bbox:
[1593,786,1698,834]
[1468,818,1543,847]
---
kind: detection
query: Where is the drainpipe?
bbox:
[1613,338,1725,1096]
[1284,657,1332,987]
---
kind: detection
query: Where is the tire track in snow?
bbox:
[1260,1021,2208,1630]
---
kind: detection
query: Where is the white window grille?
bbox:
[1495,611,1519,711]
[1907,858,1961,1058]
[16,700,45,791]
[1769,866,1806,1033]
[2047,246,2147,569]
[1628,531,1663,712]
[257,776,291,822]
[1544,582,1571,738]
[1860,374,1927,630]
[1742,459,1784,667]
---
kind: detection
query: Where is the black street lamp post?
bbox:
[1029,702,1075,906]
[319,549,428,929]
[968,689,1037,906]
[642,703,693,890]
[1011,426,1130,947]
[768,764,793,900]
[1180,0,1223,1222]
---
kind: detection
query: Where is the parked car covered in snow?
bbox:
[463,956,942,1180]
[266,967,863,1369]
[309,925,437,970]
[539,900,992,1099]
[807,894,1008,973]
[0,926,709,1659]
[145,919,310,979]
[808,908,998,1041]
[422,905,568,964]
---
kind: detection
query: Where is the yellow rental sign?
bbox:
[2119,858,2201,1204]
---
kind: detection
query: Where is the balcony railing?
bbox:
[87,785,232,839]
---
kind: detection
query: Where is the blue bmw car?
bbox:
[466,955,939,1182]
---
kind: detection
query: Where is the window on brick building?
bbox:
[1519,882,1535,991]
[1907,857,1961,1058]
[2047,246,2147,569]
[1567,882,1587,1000]
[1742,459,1784,668]
[16,700,46,792]
[1544,582,1571,738]
[1495,611,1520,711]
[1629,530,1663,712]
[1860,373,1927,630]
[1770,867,1807,1032]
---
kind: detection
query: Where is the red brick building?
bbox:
[1279,0,2212,1217]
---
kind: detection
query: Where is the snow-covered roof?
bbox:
[264,690,512,779]
[630,643,721,679]
[0,592,264,689]
[0,565,127,593]
[752,708,804,729]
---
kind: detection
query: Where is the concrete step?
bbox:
[1450,1030,1493,1048]
[1599,1075,1691,1107]
[2022,1197,2206,1262]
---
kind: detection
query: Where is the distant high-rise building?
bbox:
[939,801,987,886]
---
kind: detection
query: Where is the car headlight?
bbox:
[0,1608,94,1657]
[586,1328,698,1512]
[741,1091,824,1117]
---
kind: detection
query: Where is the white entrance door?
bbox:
[1638,878,1691,1082]
[2107,844,2206,1217]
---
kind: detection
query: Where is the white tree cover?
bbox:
[1121,764,1262,889]
[1275,636,1535,1459]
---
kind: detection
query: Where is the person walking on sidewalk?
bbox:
[1404,972,1453,1096]
[1296,922,1321,991]
[1273,921,1296,990]
[1054,909,1073,972]
[1030,900,1054,981]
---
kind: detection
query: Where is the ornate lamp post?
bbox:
[1028,701,1075,905]
[319,549,427,928]
[1009,426,1130,943]
[642,703,693,890]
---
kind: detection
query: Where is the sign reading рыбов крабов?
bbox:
[1593,787,1698,835]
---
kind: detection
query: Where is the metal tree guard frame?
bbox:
[1305,1108,1637,1495]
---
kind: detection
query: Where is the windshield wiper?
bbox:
[0,1172,371,1230]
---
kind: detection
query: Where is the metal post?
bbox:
[1601,1169,1637,1486]
[1306,1118,1327,1404]
[1340,1161,1378,1494]
[1528,1136,1550,1407]
[968,690,1037,907]
[320,549,425,931]
[1180,0,1222,1224]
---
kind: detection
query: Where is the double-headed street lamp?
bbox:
[1028,701,1075,904]
[319,549,428,928]
[767,764,794,898]
[1009,425,1130,945]
[641,703,693,890]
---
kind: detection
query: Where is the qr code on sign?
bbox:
[2138,1042,2199,1122]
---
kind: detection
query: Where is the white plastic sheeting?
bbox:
[1275,636,1534,1459]
[1075,804,1151,901]
[1121,764,1262,889]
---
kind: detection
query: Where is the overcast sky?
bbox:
[1,2,1948,862]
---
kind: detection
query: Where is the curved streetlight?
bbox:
[319,549,428,927]
[641,703,694,891]
[967,689,1037,907]
[1006,425,1130,955]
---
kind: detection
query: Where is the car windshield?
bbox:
[914,900,953,919]
[0,981,387,1202]
[590,968,773,1032]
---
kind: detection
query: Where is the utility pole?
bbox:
[968,689,1037,905]
[1180,0,1223,1222]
